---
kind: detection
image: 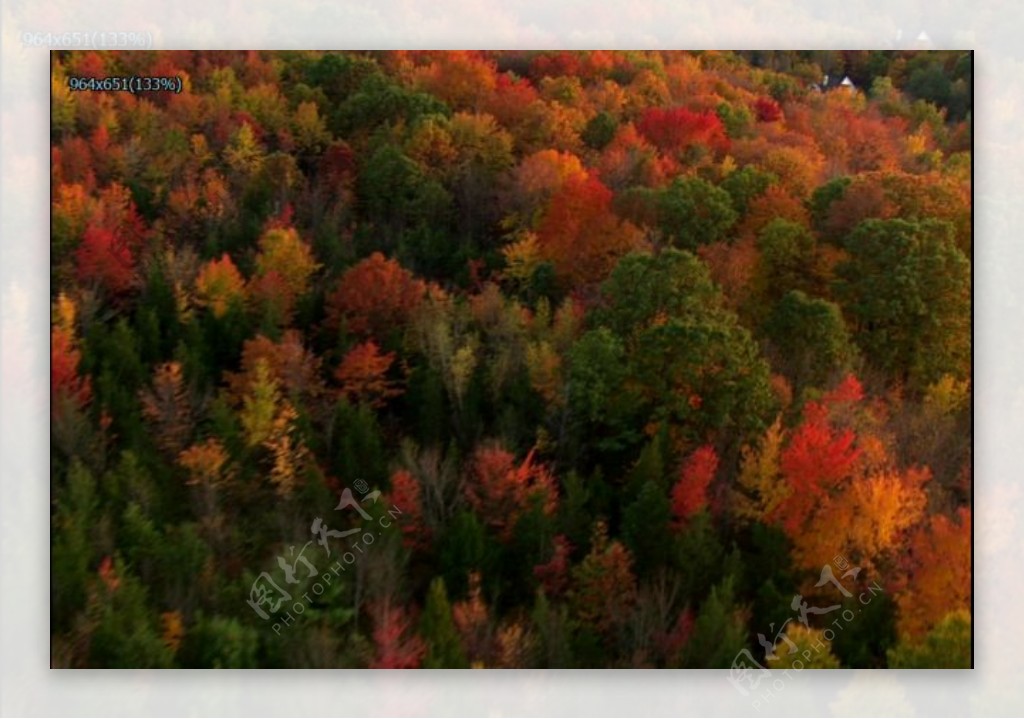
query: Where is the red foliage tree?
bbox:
[774,401,862,535]
[386,469,429,550]
[822,177,896,240]
[247,269,294,325]
[754,97,783,123]
[636,107,730,155]
[325,253,427,338]
[465,445,558,540]
[484,73,541,133]
[530,51,582,80]
[93,182,147,241]
[671,445,718,527]
[596,123,671,189]
[90,124,110,157]
[72,52,107,78]
[71,182,147,294]
[56,138,95,188]
[369,600,426,669]
[655,607,695,661]
[821,373,865,406]
[74,225,135,294]
[51,326,92,413]
[533,534,572,597]
[318,141,357,188]
[97,555,120,592]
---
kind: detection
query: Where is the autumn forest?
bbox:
[50,50,972,669]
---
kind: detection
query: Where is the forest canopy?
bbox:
[50,49,971,669]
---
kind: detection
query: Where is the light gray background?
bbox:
[0,0,1013,715]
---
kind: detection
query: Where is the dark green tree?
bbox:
[836,218,970,387]
[656,176,738,250]
[765,290,857,390]
[621,480,672,577]
[680,574,748,668]
[721,165,776,217]
[581,111,619,150]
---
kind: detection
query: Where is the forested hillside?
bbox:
[50,50,972,668]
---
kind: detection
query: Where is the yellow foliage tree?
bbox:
[254,227,320,300]
[731,416,788,523]
[791,467,930,571]
[500,230,543,287]
[239,359,281,448]
[195,253,246,318]
[766,624,840,669]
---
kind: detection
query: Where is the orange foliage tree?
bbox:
[736,184,811,242]
[895,508,972,640]
[535,174,644,288]
[139,361,193,456]
[335,340,403,408]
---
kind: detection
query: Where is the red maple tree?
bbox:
[533,534,573,596]
[636,106,730,155]
[671,445,719,527]
[51,326,92,413]
[387,469,430,550]
[74,225,135,294]
[774,401,861,535]
[465,445,558,540]
[369,600,426,669]
[325,253,427,338]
